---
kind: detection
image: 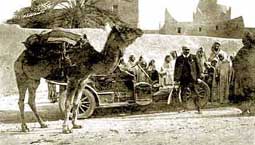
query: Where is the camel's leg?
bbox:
[63,79,78,134]
[59,85,66,94]
[17,82,29,132]
[72,80,86,129]
[28,80,48,128]
[47,82,57,103]
[15,66,30,132]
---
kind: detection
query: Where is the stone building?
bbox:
[95,0,139,27]
[31,0,139,28]
[160,0,245,38]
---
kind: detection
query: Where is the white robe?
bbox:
[217,59,231,103]
[159,62,174,86]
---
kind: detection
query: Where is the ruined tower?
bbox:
[160,0,244,38]
[193,0,231,24]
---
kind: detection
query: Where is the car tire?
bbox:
[184,80,210,110]
[59,88,96,119]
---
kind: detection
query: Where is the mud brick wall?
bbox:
[0,24,242,96]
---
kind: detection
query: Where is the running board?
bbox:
[98,102,136,108]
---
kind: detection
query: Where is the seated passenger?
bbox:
[147,59,159,83]
[117,58,135,79]
[126,55,137,74]
[75,34,89,48]
[137,56,147,67]
[119,58,128,71]
[159,55,174,87]
[136,56,148,82]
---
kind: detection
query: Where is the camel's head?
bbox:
[107,25,143,49]
[23,34,41,49]
[115,25,143,43]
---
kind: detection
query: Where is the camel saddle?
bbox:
[23,29,82,62]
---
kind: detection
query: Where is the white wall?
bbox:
[0,24,243,96]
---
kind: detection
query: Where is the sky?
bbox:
[1,0,255,29]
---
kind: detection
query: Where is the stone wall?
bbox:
[0,24,108,96]
[159,0,245,38]
[0,24,243,96]
[160,16,244,38]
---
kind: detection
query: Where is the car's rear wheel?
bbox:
[59,89,96,119]
[184,80,210,110]
[196,80,210,108]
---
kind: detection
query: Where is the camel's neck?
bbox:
[99,40,122,73]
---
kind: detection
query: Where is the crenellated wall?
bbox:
[159,0,246,38]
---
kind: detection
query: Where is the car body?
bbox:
[58,67,210,118]
[59,67,154,118]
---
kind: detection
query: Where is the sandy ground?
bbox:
[0,93,255,145]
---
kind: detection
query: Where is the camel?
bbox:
[232,31,255,114]
[14,25,143,133]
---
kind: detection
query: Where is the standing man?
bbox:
[208,42,228,63]
[196,47,207,73]
[174,46,202,113]
[47,82,58,103]
[217,54,231,104]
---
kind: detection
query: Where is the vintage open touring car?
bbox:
[55,65,210,119]
[38,28,210,119]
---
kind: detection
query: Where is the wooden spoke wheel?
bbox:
[196,80,210,108]
[59,89,96,119]
[184,80,210,110]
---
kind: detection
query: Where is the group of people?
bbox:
[204,42,233,104]
[118,55,159,83]
[118,41,234,107]
[118,52,177,85]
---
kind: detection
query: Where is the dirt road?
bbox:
[0,94,254,145]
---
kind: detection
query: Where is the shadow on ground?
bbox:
[0,103,62,124]
[0,101,180,124]
[0,97,252,124]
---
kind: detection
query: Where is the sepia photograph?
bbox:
[0,0,255,144]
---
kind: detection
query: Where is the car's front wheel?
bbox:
[59,89,96,119]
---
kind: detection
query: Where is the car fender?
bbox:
[84,84,100,106]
